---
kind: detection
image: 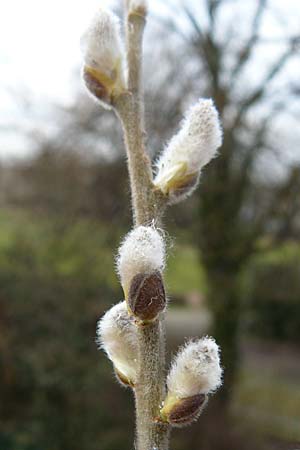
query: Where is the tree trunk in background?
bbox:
[197,155,249,407]
[206,269,241,403]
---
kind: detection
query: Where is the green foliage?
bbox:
[246,244,300,342]
[0,210,134,450]
[165,245,207,296]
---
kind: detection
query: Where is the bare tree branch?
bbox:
[230,0,268,81]
[231,46,294,131]
[206,0,221,31]
[181,5,223,90]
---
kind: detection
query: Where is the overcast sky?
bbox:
[0,0,299,159]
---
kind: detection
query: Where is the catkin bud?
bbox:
[81,9,125,108]
[128,0,148,17]
[154,99,222,203]
[159,337,222,426]
[117,226,166,322]
[97,301,138,387]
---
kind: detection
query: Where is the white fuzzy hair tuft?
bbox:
[97,301,138,384]
[117,226,165,292]
[81,8,124,81]
[167,337,223,398]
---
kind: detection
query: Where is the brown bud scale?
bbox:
[115,369,135,388]
[83,68,111,105]
[128,271,166,321]
[170,173,199,202]
[168,394,207,426]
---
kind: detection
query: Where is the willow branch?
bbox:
[114,11,164,226]
[114,7,169,450]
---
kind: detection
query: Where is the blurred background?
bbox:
[0,0,300,449]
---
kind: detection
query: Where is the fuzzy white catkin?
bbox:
[167,337,222,398]
[117,226,165,292]
[81,8,124,82]
[154,99,222,199]
[97,301,138,384]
